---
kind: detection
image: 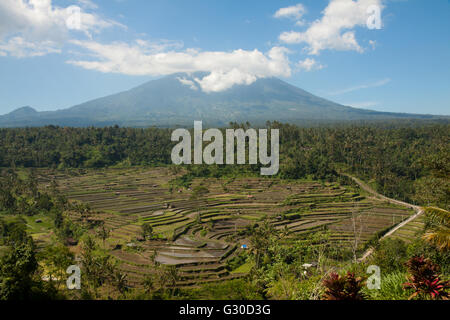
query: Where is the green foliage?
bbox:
[0,240,61,300]
[0,122,448,300]
[55,217,85,241]
[140,264,179,299]
[0,169,55,215]
[249,221,279,269]
[363,271,412,300]
[0,216,29,245]
[183,279,263,300]
[0,241,38,300]
[293,275,324,300]
[415,147,449,209]
[406,239,450,275]
[38,243,74,287]
[404,256,450,300]
[264,274,303,300]
[422,207,450,251]
[371,238,408,273]
[77,235,129,298]
[246,224,351,300]
[0,123,448,210]
[96,225,110,247]
[141,223,153,240]
[190,185,209,200]
[226,252,248,271]
[0,126,173,169]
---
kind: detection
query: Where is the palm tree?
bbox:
[143,274,156,295]
[114,270,128,295]
[422,207,450,251]
[97,225,110,248]
[164,265,179,297]
[141,223,153,240]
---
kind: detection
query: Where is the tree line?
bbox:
[0,121,448,208]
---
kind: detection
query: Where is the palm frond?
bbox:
[424,207,450,228]
[422,207,450,251]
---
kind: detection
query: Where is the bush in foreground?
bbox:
[322,272,366,300]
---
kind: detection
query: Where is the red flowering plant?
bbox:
[403,256,449,300]
[322,272,366,300]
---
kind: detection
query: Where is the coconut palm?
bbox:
[113,270,128,295]
[422,207,450,251]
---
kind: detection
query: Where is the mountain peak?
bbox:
[0,75,443,128]
[10,106,37,115]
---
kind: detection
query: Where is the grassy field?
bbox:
[34,167,415,288]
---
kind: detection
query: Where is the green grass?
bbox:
[0,213,54,235]
[363,271,413,300]
[154,218,196,239]
[231,261,253,274]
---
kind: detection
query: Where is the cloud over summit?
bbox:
[0,0,384,93]
[68,42,292,92]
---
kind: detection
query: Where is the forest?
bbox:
[0,121,448,209]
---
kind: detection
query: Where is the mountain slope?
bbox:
[0,73,442,127]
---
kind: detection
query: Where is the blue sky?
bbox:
[0,0,449,115]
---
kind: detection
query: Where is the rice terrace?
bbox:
[32,166,416,288]
[0,123,448,302]
[0,0,449,307]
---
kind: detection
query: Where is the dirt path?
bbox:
[341,174,424,262]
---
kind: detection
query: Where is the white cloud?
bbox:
[274,4,306,20]
[296,58,324,71]
[0,0,121,57]
[177,77,198,91]
[330,78,391,95]
[345,101,378,108]
[0,36,61,58]
[194,69,257,93]
[279,31,303,44]
[0,0,294,94]
[67,41,292,92]
[278,0,383,54]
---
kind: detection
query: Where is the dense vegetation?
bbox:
[0,120,448,300]
[1,172,448,300]
[0,121,448,209]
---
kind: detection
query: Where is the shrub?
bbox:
[190,185,209,199]
[371,238,408,273]
[265,275,302,300]
[226,252,248,271]
[183,279,263,300]
[404,256,450,300]
[322,272,366,300]
[407,239,450,274]
[141,223,153,240]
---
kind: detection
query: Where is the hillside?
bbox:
[0,73,441,127]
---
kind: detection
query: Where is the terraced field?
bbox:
[37,167,415,288]
[388,215,426,242]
